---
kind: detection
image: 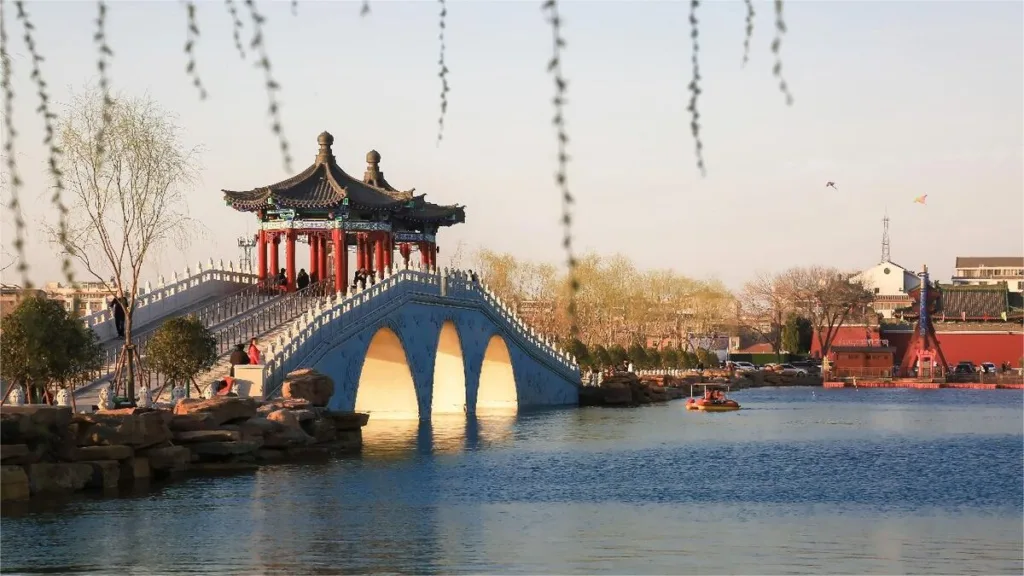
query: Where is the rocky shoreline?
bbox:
[579,371,823,407]
[1,396,368,503]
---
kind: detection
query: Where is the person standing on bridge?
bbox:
[296,268,310,291]
[247,338,261,365]
[109,296,126,339]
[229,343,249,377]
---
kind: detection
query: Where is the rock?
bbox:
[1,465,30,501]
[173,397,258,425]
[139,445,190,472]
[265,409,301,428]
[290,409,316,422]
[70,412,171,448]
[71,445,134,461]
[304,419,336,443]
[322,411,369,431]
[0,413,29,444]
[168,413,219,432]
[281,369,334,407]
[257,399,311,414]
[239,416,282,436]
[174,430,242,443]
[262,427,314,449]
[82,460,121,490]
[0,444,30,462]
[334,430,362,451]
[188,441,261,457]
[119,457,150,483]
[0,405,73,431]
[27,462,93,495]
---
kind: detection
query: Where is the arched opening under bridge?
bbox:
[431,321,467,416]
[355,327,419,420]
[476,334,518,415]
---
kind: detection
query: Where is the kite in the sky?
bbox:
[825,181,838,190]
[914,194,927,205]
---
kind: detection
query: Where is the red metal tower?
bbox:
[898,265,950,378]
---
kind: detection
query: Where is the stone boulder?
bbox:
[258,398,312,414]
[262,427,315,449]
[265,409,301,429]
[69,445,134,462]
[321,412,369,431]
[1,406,73,445]
[173,430,242,443]
[27,462,93,495]
[1,465,30,501]
[173,397,258,425]
[189,441,261,457]
[281,369,334,407]
[70,412,171,448]
[168,413,219,432]
[138,445,190,473]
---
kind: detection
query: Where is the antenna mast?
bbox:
[881,212,891,263]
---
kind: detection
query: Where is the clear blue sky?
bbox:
[2,0,1021,290]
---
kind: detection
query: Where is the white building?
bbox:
[850,260,921,319]
[44,281,112,317]
[952,257,1024,294]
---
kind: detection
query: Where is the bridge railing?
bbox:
[81,259,259,341]
[259,264,579,397]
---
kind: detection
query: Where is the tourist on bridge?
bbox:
[229,343,249,377]
[248,337,261,365]
[276,268,287,289]
[109,296,126,338]
[297,268,310,291]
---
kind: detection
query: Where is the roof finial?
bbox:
[316,132,335,163]
[364,149,382,186]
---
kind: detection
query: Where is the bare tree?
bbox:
[446,239,467,270]
[50,89,198,401]
[787,266,874,357]
[738,272,792,359]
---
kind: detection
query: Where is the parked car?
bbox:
[953,361,976,375]
[980,362,997,374]
[778,363,808,376]
[730,361,757,373]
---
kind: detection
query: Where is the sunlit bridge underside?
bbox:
[432,321,467,415]
[476,334,518,415]
[355,327,419,420]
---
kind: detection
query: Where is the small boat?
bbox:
[685,383,741,412]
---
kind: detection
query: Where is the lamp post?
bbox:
[237,234,257,273]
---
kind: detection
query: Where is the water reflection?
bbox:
[360,413,518,459]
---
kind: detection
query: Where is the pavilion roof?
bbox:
[223,132,466,224]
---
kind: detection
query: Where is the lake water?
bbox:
[2,387,1022,575]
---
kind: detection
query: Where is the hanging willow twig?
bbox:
[771,0,794,105]
[687,0,705,177]
[360,1,370,17]
[542,0,578,338]
[0,0,28,285]
[93,1,114,160]
[184,1,208,100]
[224,0,246,60]
[14,0,71,284]
[436,0,450,146]
[243,0,291,173]
[742,0,755,66]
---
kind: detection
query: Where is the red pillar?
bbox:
[285,229,296,291]
[257,230,267,281]
[429,242,437,270]
[333,228,346,294]
[354,234,364,271]
[419,241,430,268]
[374,233,385,278]
[399,242,411,269]
[270,235,280,280]
[384,234,393,273]
[319,236,328,282]
[309,233,319,280]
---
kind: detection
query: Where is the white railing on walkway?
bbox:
[80,259,258,340]
[260,262,580,396]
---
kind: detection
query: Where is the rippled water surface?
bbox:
[3,388,1022,575]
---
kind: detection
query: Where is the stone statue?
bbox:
[9,385,25,406]
[97,383,115,410]
[170,384,187,404]
[55,388,72,407]
[136,385,152,409]
[203,383,216,399]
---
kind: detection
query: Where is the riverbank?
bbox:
[825,380,1024,390]
[0,397,368,503]
[578,370,820,407]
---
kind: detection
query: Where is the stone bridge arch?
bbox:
[431,320,467,415]
[476,333,519,415]
[354,326,419,420]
